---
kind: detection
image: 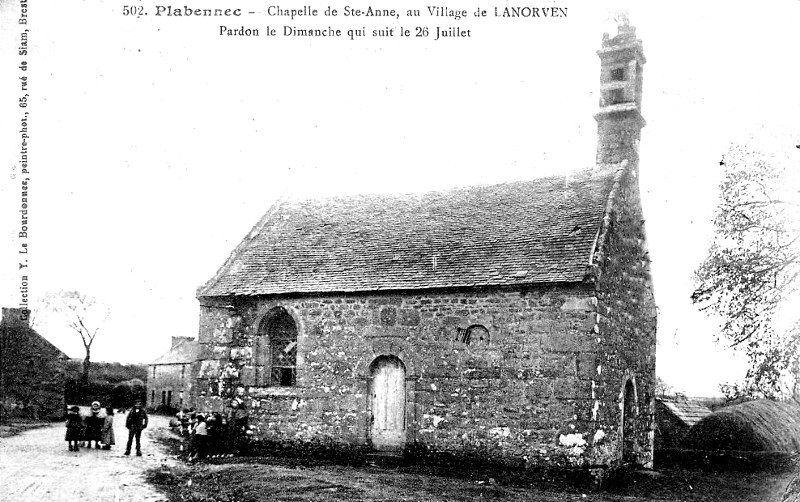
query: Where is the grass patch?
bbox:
[147,458,800,502]
[145,432,799,501]
[604,465,797,501]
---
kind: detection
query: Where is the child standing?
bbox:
[101,407,115,450]
[65,406,83,451]
[84,401,104,449]
[227,398,249,456]
[177,409,191,436]
[206,413,220,457]
[191,414,209,461]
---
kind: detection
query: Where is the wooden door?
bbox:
[370,356,406,451]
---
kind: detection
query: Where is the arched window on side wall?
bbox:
[255,308,298,387]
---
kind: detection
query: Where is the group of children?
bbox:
[65,398,247,459]
[64,398,149,455]
[64,401,115,452]
[173,398,249,461]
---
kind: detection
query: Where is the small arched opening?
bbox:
[455,324,490,346]
[622,379,637,464]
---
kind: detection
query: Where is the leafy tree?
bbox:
[38,290,110,385]
[112,378,147,408]
[692,138,800,399]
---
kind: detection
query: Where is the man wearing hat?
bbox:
[124,399,149,456]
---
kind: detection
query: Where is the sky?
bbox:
[1,0,799,396]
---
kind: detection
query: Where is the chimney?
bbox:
[595,12,646,168]
[1,307,30,329]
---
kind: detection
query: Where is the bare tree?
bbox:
[40,290,110,384]
[654,376,673,398]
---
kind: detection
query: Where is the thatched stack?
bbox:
[685,400,800,452]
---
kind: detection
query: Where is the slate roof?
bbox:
[657,397,713,428]
[1,308,70,361]
[198,168,623,297]
[149,339,200,366]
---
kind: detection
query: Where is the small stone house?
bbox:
[654,397,712,450]
[193,22,657,471]
[0,307,69,419]
[147,336,199,411]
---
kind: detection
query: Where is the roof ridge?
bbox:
[196,196,287,298]
[284,169,598,204]
[149,338,200,365]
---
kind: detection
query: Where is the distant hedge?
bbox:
[65,378,146,409]
[64,360,147,384]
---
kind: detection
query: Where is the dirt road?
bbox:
[0,412,175,502]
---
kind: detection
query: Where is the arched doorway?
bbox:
[622,379,637,464]
[369,356,406,451]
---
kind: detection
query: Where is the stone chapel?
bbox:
[192,21,657,471]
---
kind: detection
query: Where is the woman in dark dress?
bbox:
[65,406,83,451]
[84,401,104,449]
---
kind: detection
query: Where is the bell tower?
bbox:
[595,14,646,167]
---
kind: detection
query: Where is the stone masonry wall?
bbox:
[193,284,631,468]
[1,309,67,420]
[148,363,192,410]
[590,167,658,468]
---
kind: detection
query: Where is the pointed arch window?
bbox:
[256,308,297,386]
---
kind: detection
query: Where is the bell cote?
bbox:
[595,15,646,166]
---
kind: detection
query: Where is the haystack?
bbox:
[685,400,800,452]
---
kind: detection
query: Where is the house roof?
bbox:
[686,400,800,452]
[1,308,70,361]
[657,397,713,428]
[198,167,623,298]
[149,338,200,366]
[0,325,70,361]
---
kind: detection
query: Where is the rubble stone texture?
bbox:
[0,307,68,420]
[192,22,656,471]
